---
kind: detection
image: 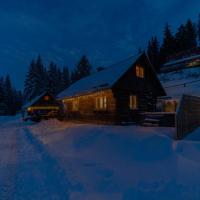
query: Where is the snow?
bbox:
[163,54,200,67]
[22,92,47,110]
[159,67,200,99]
[1,116,200,199]
[57,53,142,99]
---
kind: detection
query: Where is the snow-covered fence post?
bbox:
[176,95,200,139]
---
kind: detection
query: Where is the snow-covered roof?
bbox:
[163,54,200,67]
[22,92,48,110]
[159,67,200,99]
[57,53,143,99]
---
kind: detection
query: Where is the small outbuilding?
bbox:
[22,92,60,121]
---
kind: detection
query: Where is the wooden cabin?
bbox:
[57,53,166,124]
[22,92,60,121]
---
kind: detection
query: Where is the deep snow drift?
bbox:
[0,117,200,199]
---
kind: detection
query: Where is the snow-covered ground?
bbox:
[159,67,200,99]
[1,116,200,199]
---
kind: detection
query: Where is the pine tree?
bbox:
[73,55,92,83]
[147,36,160,72]
[160,23,175,63]
[23,60,36,102]
[175,20,197,52]
[184,19,197,49]
[175,24,187,52]
[0,75,22,115]
[0,77,4,103]
[56,67,63,93]
[0,77,8,115]
[198,14,200,45]
[46,62,62,95]
[14,90,23,112]
[32,55,47,97]
[47,62,57,95]
[24,55,47,102]
[61,66,70,91]
[4,75,15,115]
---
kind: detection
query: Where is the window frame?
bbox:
[72,99,79,111]
[136,65,144,78]
[44,95,50,101]
[129,95,138,110]
[95,96,107,111]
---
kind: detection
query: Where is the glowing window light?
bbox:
[136,65,144,78]
[44,96,50,101]
[27,107,32,112]
[95,96,107,110]
[129,95,137,110]
[72,100,79,111]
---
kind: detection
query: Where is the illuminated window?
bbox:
[164,100,178,112]
[136,65,144,78]
[129,95,137,110]
[44,96,50,101]
[72,100,79,111]
[95,96,107,110]
[27,107,32,112]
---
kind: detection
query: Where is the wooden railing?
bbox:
[176,95,200,139]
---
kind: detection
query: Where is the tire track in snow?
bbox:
[14,127,69,200]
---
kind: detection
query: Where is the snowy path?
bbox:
[2,117,200,199]
[0,118,69,200]
[0,125,18,200]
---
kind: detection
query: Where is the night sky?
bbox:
[0,0,200,89]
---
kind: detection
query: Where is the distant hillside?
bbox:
[159,67,200,98]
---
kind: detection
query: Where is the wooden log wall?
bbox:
[62,89,117,124]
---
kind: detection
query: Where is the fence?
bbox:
[176,95,200,139]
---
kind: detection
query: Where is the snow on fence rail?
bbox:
[176,95,200,139]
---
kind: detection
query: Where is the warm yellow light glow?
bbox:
[164,100,178,112]
[62,89,111,101]
[72,100,79,111]
[44,96,50,101]
[95,96,107,110]
[130,95,137,110]
[27,107,32,111]
[28,106,59,110]
[136,65,144,78]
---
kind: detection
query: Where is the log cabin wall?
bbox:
[62,89,117,123]
[113,91,156,123]
[112,55,163,123]
[58,53,166,124]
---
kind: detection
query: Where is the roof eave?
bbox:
[57,87,112,100]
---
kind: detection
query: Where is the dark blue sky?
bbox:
[0,0,200,89]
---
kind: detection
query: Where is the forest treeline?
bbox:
[23,55,91,102]
[1,15,200,115]
[147,16,200,72]
[0,75,22,115]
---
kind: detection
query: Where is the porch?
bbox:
[141,112,176,127]
[142,94,200,140]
